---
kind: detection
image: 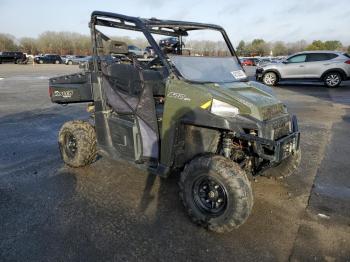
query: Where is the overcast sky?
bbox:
[1,0,349,46]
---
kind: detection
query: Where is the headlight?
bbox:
[211,99,239,117]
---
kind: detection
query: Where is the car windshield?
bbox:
[168,55,246,83]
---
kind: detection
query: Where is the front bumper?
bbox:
[238,115,300,163]
[255,67,264,81]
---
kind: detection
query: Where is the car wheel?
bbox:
[55,60,60,64]
[143,53,148,59]
[39,60,44,64]
[68,60,73,65]
[58,120,97,167]
[179,154,253,233]
[262,72,278,86]
[324,72,342,88]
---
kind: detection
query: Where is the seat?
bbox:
[143,68,166,96]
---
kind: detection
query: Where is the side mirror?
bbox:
[282,60,288,64]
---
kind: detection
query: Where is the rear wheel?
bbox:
[179,155,253,233]
[58,120,97,167]
[262,72,278,86]
[39,60,44,64]
[55,60,60,64]
[324,72,342,88]
[68,60,73,65]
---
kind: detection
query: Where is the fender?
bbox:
[180,108,258,133]
[263,69,282,80]
[321,68,347,80]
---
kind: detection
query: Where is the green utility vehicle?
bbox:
[49,11,301,232]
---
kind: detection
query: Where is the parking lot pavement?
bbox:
[0,64,349,261]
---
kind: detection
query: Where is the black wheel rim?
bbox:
[64,133,77,158]
[192,175,228,217]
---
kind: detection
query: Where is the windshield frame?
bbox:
[90,11,244,80]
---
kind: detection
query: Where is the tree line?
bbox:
[1,31,349,56]
[236,39,349,56]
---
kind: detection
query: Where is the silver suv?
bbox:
[256,51,350,87]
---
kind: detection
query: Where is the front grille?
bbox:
[259,115,291,140]
[272,121,291,140]
[261,104,284,120]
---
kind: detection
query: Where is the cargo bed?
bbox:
[49,72,93,104]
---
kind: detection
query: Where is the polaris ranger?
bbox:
[49,11,301,233]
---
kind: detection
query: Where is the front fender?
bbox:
[181,108,258,133]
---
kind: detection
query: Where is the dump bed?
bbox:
[49,71,93,104]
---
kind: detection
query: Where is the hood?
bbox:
[206,81,286,121]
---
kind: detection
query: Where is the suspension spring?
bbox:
[223,137,233,158]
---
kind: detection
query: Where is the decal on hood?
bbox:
[231,70,246,80]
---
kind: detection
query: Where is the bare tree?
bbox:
[0,33,17,51]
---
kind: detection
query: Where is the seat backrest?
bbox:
[143,68,167,96]
[104,63,142,96]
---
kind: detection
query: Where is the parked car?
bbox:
[128,45,146,57]
[144,46,155,58]
[241,58,255,66]
[0,51,27,64]
[159,37,182,54]
[65,55,87,65]
[77,56,92,67]
[256,51,350,87]
[60,55,68,63]
[23,53,34,61]
[34,54,62,64]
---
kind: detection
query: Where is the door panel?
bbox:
[280,54,307,78]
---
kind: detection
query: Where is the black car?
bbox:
[34,54,62,64]
[0,51,27,64]
[159,37,181,54]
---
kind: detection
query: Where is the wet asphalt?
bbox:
[0,64,349,261]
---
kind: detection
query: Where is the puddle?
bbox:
[314,184,350,201]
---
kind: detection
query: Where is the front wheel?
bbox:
[324,72,342,88]
[68,60,73,65]
[179,155,253,233]
[58,120,97,167]
[262,72,278,86]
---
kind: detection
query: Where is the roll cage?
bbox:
[89,11,240,77]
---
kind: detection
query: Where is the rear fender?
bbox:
[321,68,347,80]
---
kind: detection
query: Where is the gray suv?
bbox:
[256,51,350,87]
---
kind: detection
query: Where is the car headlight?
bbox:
[211,99,239,117]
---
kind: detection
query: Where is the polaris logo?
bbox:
[167,92,191,101]
[54,90,74,98]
